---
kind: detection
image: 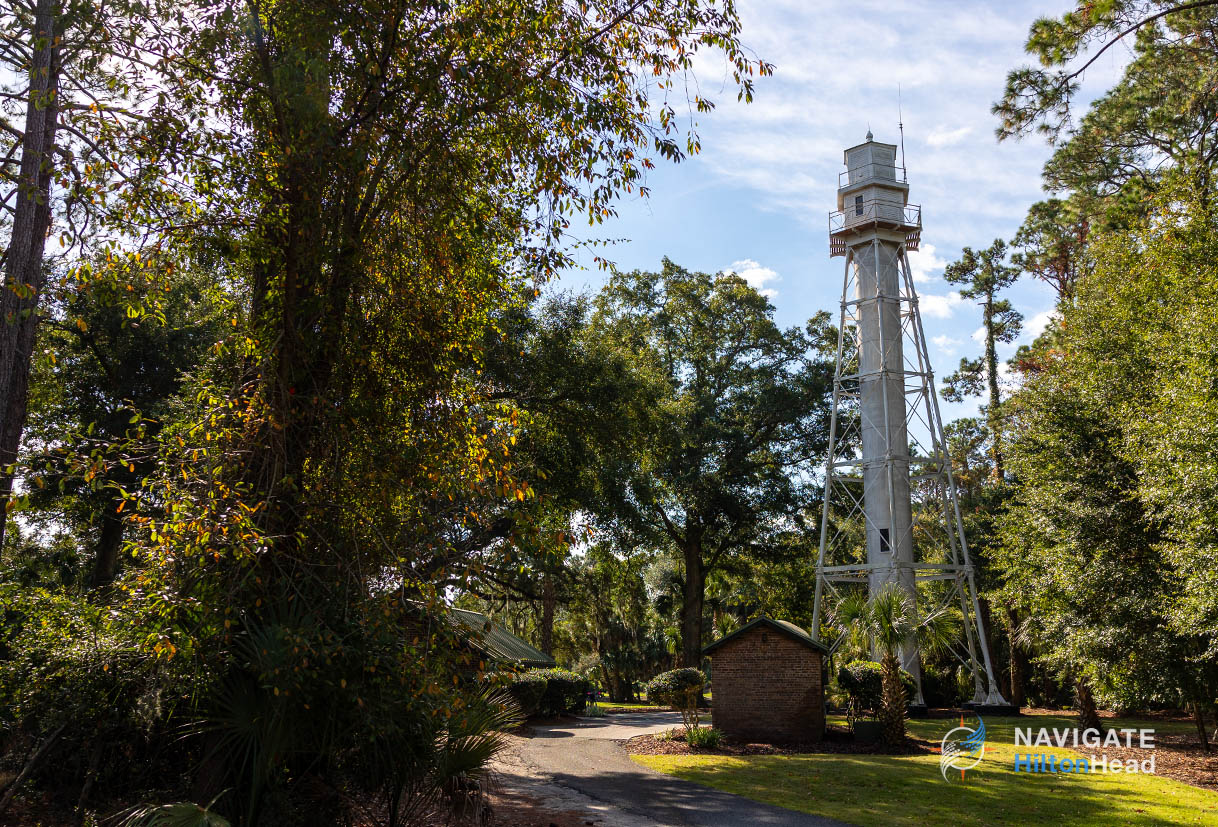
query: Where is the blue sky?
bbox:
[557,0,1127,423]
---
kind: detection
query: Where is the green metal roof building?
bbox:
[449,607,555,668]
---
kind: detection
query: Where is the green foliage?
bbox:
[997,3,1218,251]
[646,667,705,707]
[505,672,547,718]
[1010,197,1092,303]
[646,667,705,732]
[942,239,1023,480]
[997,183,1218,720]
[0,0,774,820]
[918,664,966,709]
[20,267,225,588]
[0,583,193,808]
[836,660,916,717]
[1042,14,1218,205]
[832,585,952,746]
[117,801,231,827]
[685,726,722,749]
[995,2,1218,144]
[837,660,883,715]
[556,543,672,704]
[590,259,835,667]
[528,668,589,717]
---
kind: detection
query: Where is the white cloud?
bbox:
[671,0,1128,245]
[726,258,780,299]
[926,125,973,147]
[971,325,986,344]
[932,334,962,355]
[1024,308,1056,341]
[907,243,948,283]
[919,291,966,319]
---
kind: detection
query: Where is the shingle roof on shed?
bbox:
[450,607,556,668]
[702,615,829,655]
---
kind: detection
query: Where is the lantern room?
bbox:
[829,131,921,257]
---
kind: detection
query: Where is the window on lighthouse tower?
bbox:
[854,195,863,216]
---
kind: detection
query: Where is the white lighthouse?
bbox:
[812,132,1009,709]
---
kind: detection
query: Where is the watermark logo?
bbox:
[1013,727,1155,774]
[940,715,986,781]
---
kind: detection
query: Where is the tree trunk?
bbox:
[680,544,705,669]
[983,294,1004,482]
[1193,703,1211,754]
[1006,607,1026,708]
[90,498,124,589]
[0,723,65,818]
[539,571,555,656]
[879,651,907,748]
[0,0,61,550]
[614,668,633,703]
[74,738,103,820]
[1074,677,1102,732]
[1041,672,1058,709]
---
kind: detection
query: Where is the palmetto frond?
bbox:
[115,797,231,827]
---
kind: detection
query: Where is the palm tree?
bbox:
[833,583,952,747]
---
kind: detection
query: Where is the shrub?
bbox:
[838,660,884,714]
[646,668,705,732]
[919,664,963,707]
[505,672,547,717]
[645,667,704,706]
[838,660,916,717]
[0,584,194,807]
[685,726,722,749]
[528,668,589,716]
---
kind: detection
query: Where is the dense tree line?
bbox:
[949,0,1218,740]
[0,0,772,822]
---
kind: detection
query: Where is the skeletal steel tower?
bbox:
[811,132,1008,707]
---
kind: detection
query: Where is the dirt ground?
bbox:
[483,787,609,826]
[3,792,616,827]
[627,724,936,757]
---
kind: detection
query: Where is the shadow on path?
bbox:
[509,727,850,827]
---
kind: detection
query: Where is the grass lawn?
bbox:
[632,713,1218,826]
[599,700,666,711]
[595,689,711,712]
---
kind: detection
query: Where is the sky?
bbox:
[557,0,1129,423]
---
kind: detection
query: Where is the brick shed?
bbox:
[703,616,827,743]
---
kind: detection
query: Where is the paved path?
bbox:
[529,710,687,740]
[493,712,850,827]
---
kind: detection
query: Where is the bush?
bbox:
[646,668,705,732]
[528,668,589,716]
[838,660,883,714]
[838,660,916,716]
[0,584,194,804]
[919,664,963,708]
[685,726,721,749]
[505,672,547,717]
[645,668,704,707]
